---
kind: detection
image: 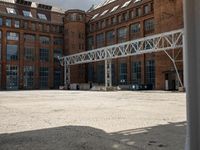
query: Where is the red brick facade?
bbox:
[0,0,184,90]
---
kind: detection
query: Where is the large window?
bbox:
[54,68,62,88]
[23,10,32,17]
[6,8,17,15]
[54,38,63,45]
[0,17,2,26]
[144,5,151,14]
[31,23,36,31]
[38,13,47,20]
[24,66,34,89]
[6,65,18,90]
[132,62,141,84]
[106,30,115,45]
[7,32,19,41]
[38,24,43,32]
[87,36,94,50]
[136,7,142,17]
[0,30,1,61]
[97,64,105,84]
[54,49,62,62]
[40,36,50,45]
[144,19,154,32]
[40,67,48,88]
[24,47,35,61]
[146,60,155,87]
[24,34,35,42]
[7,44,18,61]
[40,48,49,62]
[111,16,117,24]
[0,64,1,88]
[118,27,128,43]
[6,19,11,27]
[14,20,20,28]
[119,63,127,84]
[0,43,1,62]
[23,21,28,29]
[96,33,105,48]
[88,64,94,82]
[131,23,141,34]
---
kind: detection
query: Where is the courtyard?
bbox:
[0,90,186,150]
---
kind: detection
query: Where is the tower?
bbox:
[64,10,86,83]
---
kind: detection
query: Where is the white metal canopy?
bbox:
[59,29,184,89]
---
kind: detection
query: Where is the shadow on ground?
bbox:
[0,122,186,150]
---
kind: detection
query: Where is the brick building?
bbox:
[0,0,183,90]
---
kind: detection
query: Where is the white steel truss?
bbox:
[59,29,184,89]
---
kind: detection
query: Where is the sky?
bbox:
[30,0,104,10]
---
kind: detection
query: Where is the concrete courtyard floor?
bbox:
[0,90,186,150]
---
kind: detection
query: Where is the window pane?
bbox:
[14,20,20,28]
[144,19,154,32]
[0,32,1,60]
[24,34,35,42]
[87,36,94,50]
[40,36,50,45]
[40,48,49,62]
[131,23,140,33]
[97,64,105,84]
[96,33,104,48]
[7,44,18,61]
[119,63,127,84]
[118,27,128,43]
[0,17,2,26]
[132,62,141,84]
[54,68,61,88]
[146,60,155,88]
[106,30,115,45]
[144,5,150,14]
[31,23,36,31]
[6,8,17,15]
[7,32,19,41]
[136,7,142,16]
[23,10,32,17]
[38,13,47,20]
[6,65,18,89]
[40,67,48,88]
[24,47,35,61]
[24,66,34,89]
[54,38,63,45]
[54,49,62,62]
[6,19,11,27]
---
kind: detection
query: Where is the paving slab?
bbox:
[0,90,186,150]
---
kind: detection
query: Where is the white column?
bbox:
[184,0,200,149]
